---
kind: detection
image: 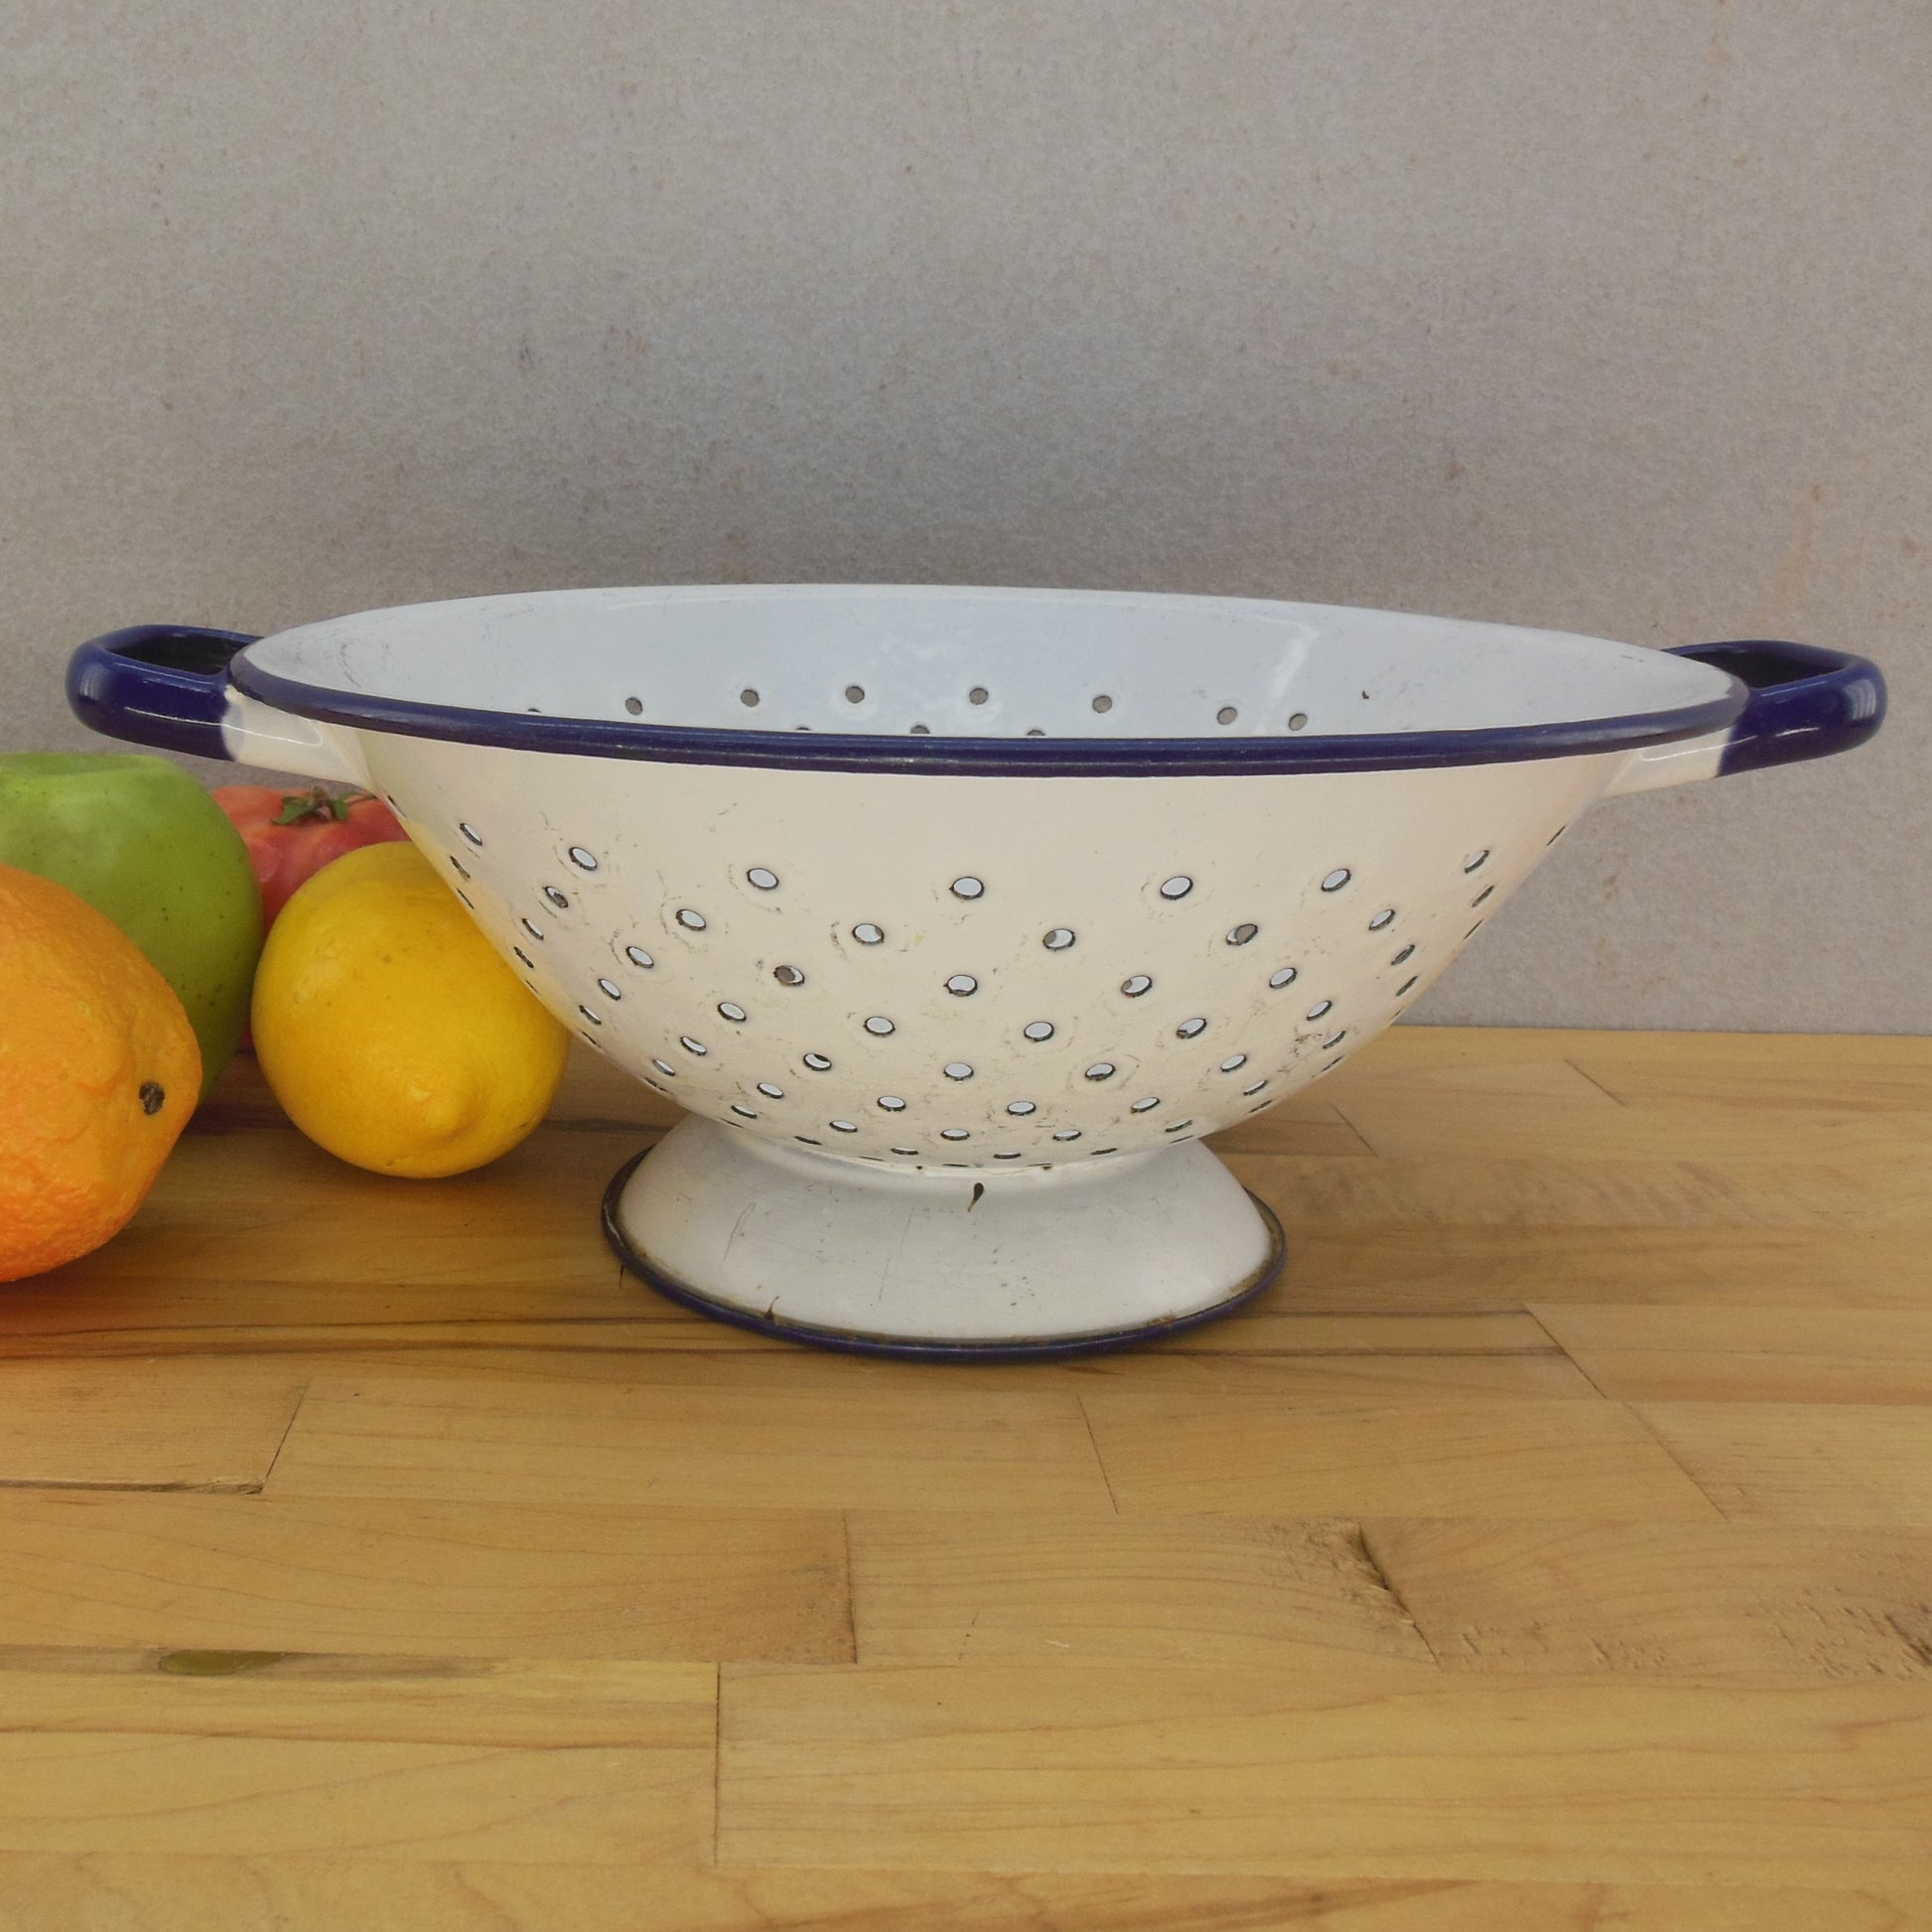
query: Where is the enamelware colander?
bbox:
[70,587,1884,1357]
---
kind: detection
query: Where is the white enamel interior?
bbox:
[244,585,1733,739]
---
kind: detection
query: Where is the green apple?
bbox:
[0,753,263,1098]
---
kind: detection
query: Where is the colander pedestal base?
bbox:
[603,1117,1286,1360]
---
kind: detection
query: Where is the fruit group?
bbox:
[0,864,201,1281]
[252,842,569,1177]
[212,783,409,927]
[0,754,262,1098]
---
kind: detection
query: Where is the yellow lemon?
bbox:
[253,841,569,1177]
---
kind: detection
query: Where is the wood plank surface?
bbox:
[0,1737,691,1863]
[0,1290,1598,1394]
[1532,1305,1932,1403]
[719,1661,1932,1885]
[1337,1096,1932,1169]
[1567,1036,1932,1113]
[0,1309,1599,1399]
[1263,1223,1932,1311]
[315,1341,1588,1402]
[0,1650,714,1746]
[0,1026,1923,1918]
[263,1372,1116,1512]
[67,1128,635,1290]
[1635,1402,1932,1526]
[1081,1392,1723,1519]
[0,1653,711,1862]
[1193,1106,1381,1159]
[1326,1052,1932,1167]
[0,1862,1922,1932]
[0,1363,307,1491]
[1335,1029,1932,1073]
[848,1512,1434,1667]
[1362,1519,1932,1677]
[0,1491,850,1662]
[1227,1148,1932,1233]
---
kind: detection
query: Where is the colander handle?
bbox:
[1608,639,1885,794]
[67,624,367,783]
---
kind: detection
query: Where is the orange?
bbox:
[0,863,201,1281]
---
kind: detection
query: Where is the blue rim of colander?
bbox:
[227,654,1749,777]
[69,619,1787,777]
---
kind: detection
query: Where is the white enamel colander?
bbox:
[71,587,1884,1357]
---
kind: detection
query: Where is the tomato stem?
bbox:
[273,787,370,826]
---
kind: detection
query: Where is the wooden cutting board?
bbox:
[0,1026,1926,1926]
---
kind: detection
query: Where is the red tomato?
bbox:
[211,785,410,927]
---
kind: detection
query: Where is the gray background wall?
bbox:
[6,1,1925,1033]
